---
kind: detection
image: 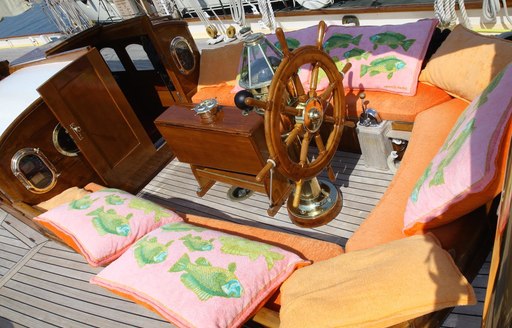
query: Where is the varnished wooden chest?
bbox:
[155,104,268,176]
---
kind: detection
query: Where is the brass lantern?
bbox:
[238,33,283,101]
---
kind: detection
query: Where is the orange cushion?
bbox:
[419,25,512,102]
[192,83,236,107]
[183,214,343,262]
[345,82,452,122]
[345,98,467,252]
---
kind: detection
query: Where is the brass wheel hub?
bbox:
[303,98,324,133]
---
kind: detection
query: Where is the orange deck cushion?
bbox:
[345,98,468,252]
[419,25,512,102]
[194,81,452,117]
[345,82,452,122]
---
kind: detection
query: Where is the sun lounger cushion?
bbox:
[404,64,512,235]
[419,25,512,102]
[317,19,438,96]
[34,188,183,266]
[280,234,475,328]
[91,221,307,328]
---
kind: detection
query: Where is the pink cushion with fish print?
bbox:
[316,19,438,96]
[34,189,183,266]
[91,222,308,328]
[404,64,512,234]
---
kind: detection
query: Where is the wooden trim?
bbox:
[193,166,267,193]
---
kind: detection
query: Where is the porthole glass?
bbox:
[53,123,79,157]
[170,36,195,74]
[11,148,58,193]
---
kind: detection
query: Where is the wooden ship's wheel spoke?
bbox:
[320,81,337,102]
[309,62,320,98]
[299,131,311,167]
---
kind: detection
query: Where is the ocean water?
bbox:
[0,2,59,38]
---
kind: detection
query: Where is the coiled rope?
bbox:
[482,0,512,24]
[434,0,471,28]
[257,0,277,31]
[229,0,245,27]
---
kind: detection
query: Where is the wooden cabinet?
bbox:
[155,104,292,215]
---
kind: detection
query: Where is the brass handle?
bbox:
[69,123,84,141]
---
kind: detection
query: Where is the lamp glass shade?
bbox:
[239,33,283,90]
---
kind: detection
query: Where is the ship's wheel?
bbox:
[248,21,351,227]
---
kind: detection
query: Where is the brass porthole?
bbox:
[52,123,79,157]
[11,148,59,194]
[170,36,195,75]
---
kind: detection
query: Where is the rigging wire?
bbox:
[43,0,94,35]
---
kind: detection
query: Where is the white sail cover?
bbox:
[0,0,31,18]
[0,61,70,137]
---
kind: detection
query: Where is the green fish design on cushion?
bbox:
[323,33,362,52]
[360,56,406,80]
[343,48,371,62]
[317,56,346,83]
[477,69,505,108]
[369,32,416,51]
[219,236,284,270]
[69,195,98,210]
[161,222,206,232]
[133,236,173,267]
[274,37,300,51]
[180,234,214,252]
[105,194,126,205]
[128,198,172,222]
[441,70,501,152]
[429,119,476,187]
[87,206,132,236]
[169,254,243,301]
[411,163,432,203]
